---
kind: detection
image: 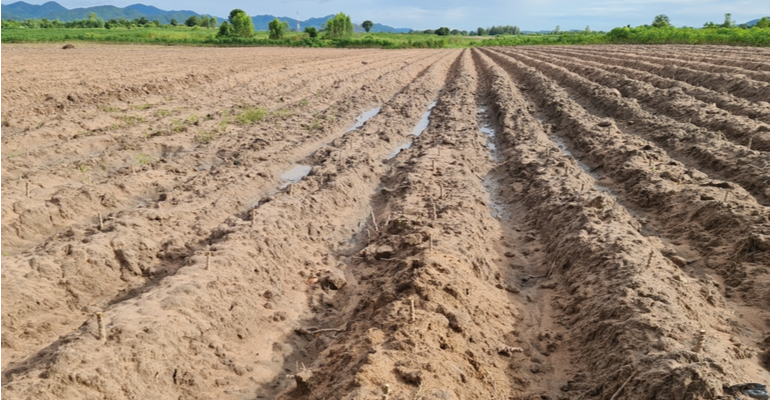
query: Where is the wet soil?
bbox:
[2,44,770,400]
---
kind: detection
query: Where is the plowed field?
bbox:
[2,44,770,400]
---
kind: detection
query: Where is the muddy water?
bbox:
[279,164,312,188]
[477,105,510,220]
[388,100,438,159]
[346,107,381,132]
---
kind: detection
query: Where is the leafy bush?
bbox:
[269,18,289,39]
[362,20,373,33]
[185,16,199,27]
[324,12,353,39]
[304,26,318,38]
[229,9,254,38]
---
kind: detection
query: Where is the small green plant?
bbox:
[2,251,10,257]
[196,130,217,144]
[77,164,88,173]
[186,114,199,125]
[154,109,172,118]
[131,103,153,110]
[169,119,186,133]
[300,99,309,107]
[306,119,321,131]
[135,153,154,165]
[236,106,268,125]
[116,115,146,126]
[2,119,10,127]
[98,104,120,113]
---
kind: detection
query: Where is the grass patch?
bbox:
[236,106,268,125]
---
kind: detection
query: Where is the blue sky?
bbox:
[3,0,769,31]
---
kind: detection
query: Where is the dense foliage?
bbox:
[324,12,354,39]
[3,10,770,48]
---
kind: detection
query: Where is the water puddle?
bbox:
[346,107,381,132]
[412,101,438,137]
[388,100,438,159]
[477,104,509,220]
[279,164,312,189]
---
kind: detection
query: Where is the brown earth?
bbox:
[2,43,770,400]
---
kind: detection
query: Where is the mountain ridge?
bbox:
[0,1,412,32]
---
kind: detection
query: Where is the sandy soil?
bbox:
[2,43,770,400]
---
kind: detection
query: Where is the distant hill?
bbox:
[1,1,204,23]
[1,2,412,32]
[253,14,410,33]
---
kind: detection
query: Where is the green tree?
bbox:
[324,12,354,38]
[652,14,670,28]
[170,18,178,26]
[269,18,290,39]
[722,13,735,28]
[209,16,217,28]
[185,15,199,27]
[552,25,561,34]
[216,20,233,37]
[88,12,97,21]
[477,27,485,35]
[304,26,318,38]
[435,27,450,36]
[585,25,591,33]
[229,9,254,37]
[199,15,210,28]
[757,17,770,28]
[362,20,373,32]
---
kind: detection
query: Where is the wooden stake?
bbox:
[382,384,390,400]
[723,191,729,203]
[432,160,436,173]
[98,212,103,231]
[439,183,443,199]
[95,312,106,342]
[646,250,653,268]
[581,183,585,191]
[206,251,211,270]
[410,298,415,323]
[25,180,30,198]
[694,329,706,352]
[609,370,637,400]
[251,208,257,227]
[371,207,379,234]
[748,137,753,150]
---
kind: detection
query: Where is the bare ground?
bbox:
[2,43,770,400]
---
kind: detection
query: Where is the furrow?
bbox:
[517,46,770,124]
[567,45,770,84]
[272,49,536,400]
[0,50,456,376]
[490,48,770,205]
[476,47,770,400]
[519,48,770,151]
[558,46,770,104]
[0,48,461,400]
[0,50,449,253]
